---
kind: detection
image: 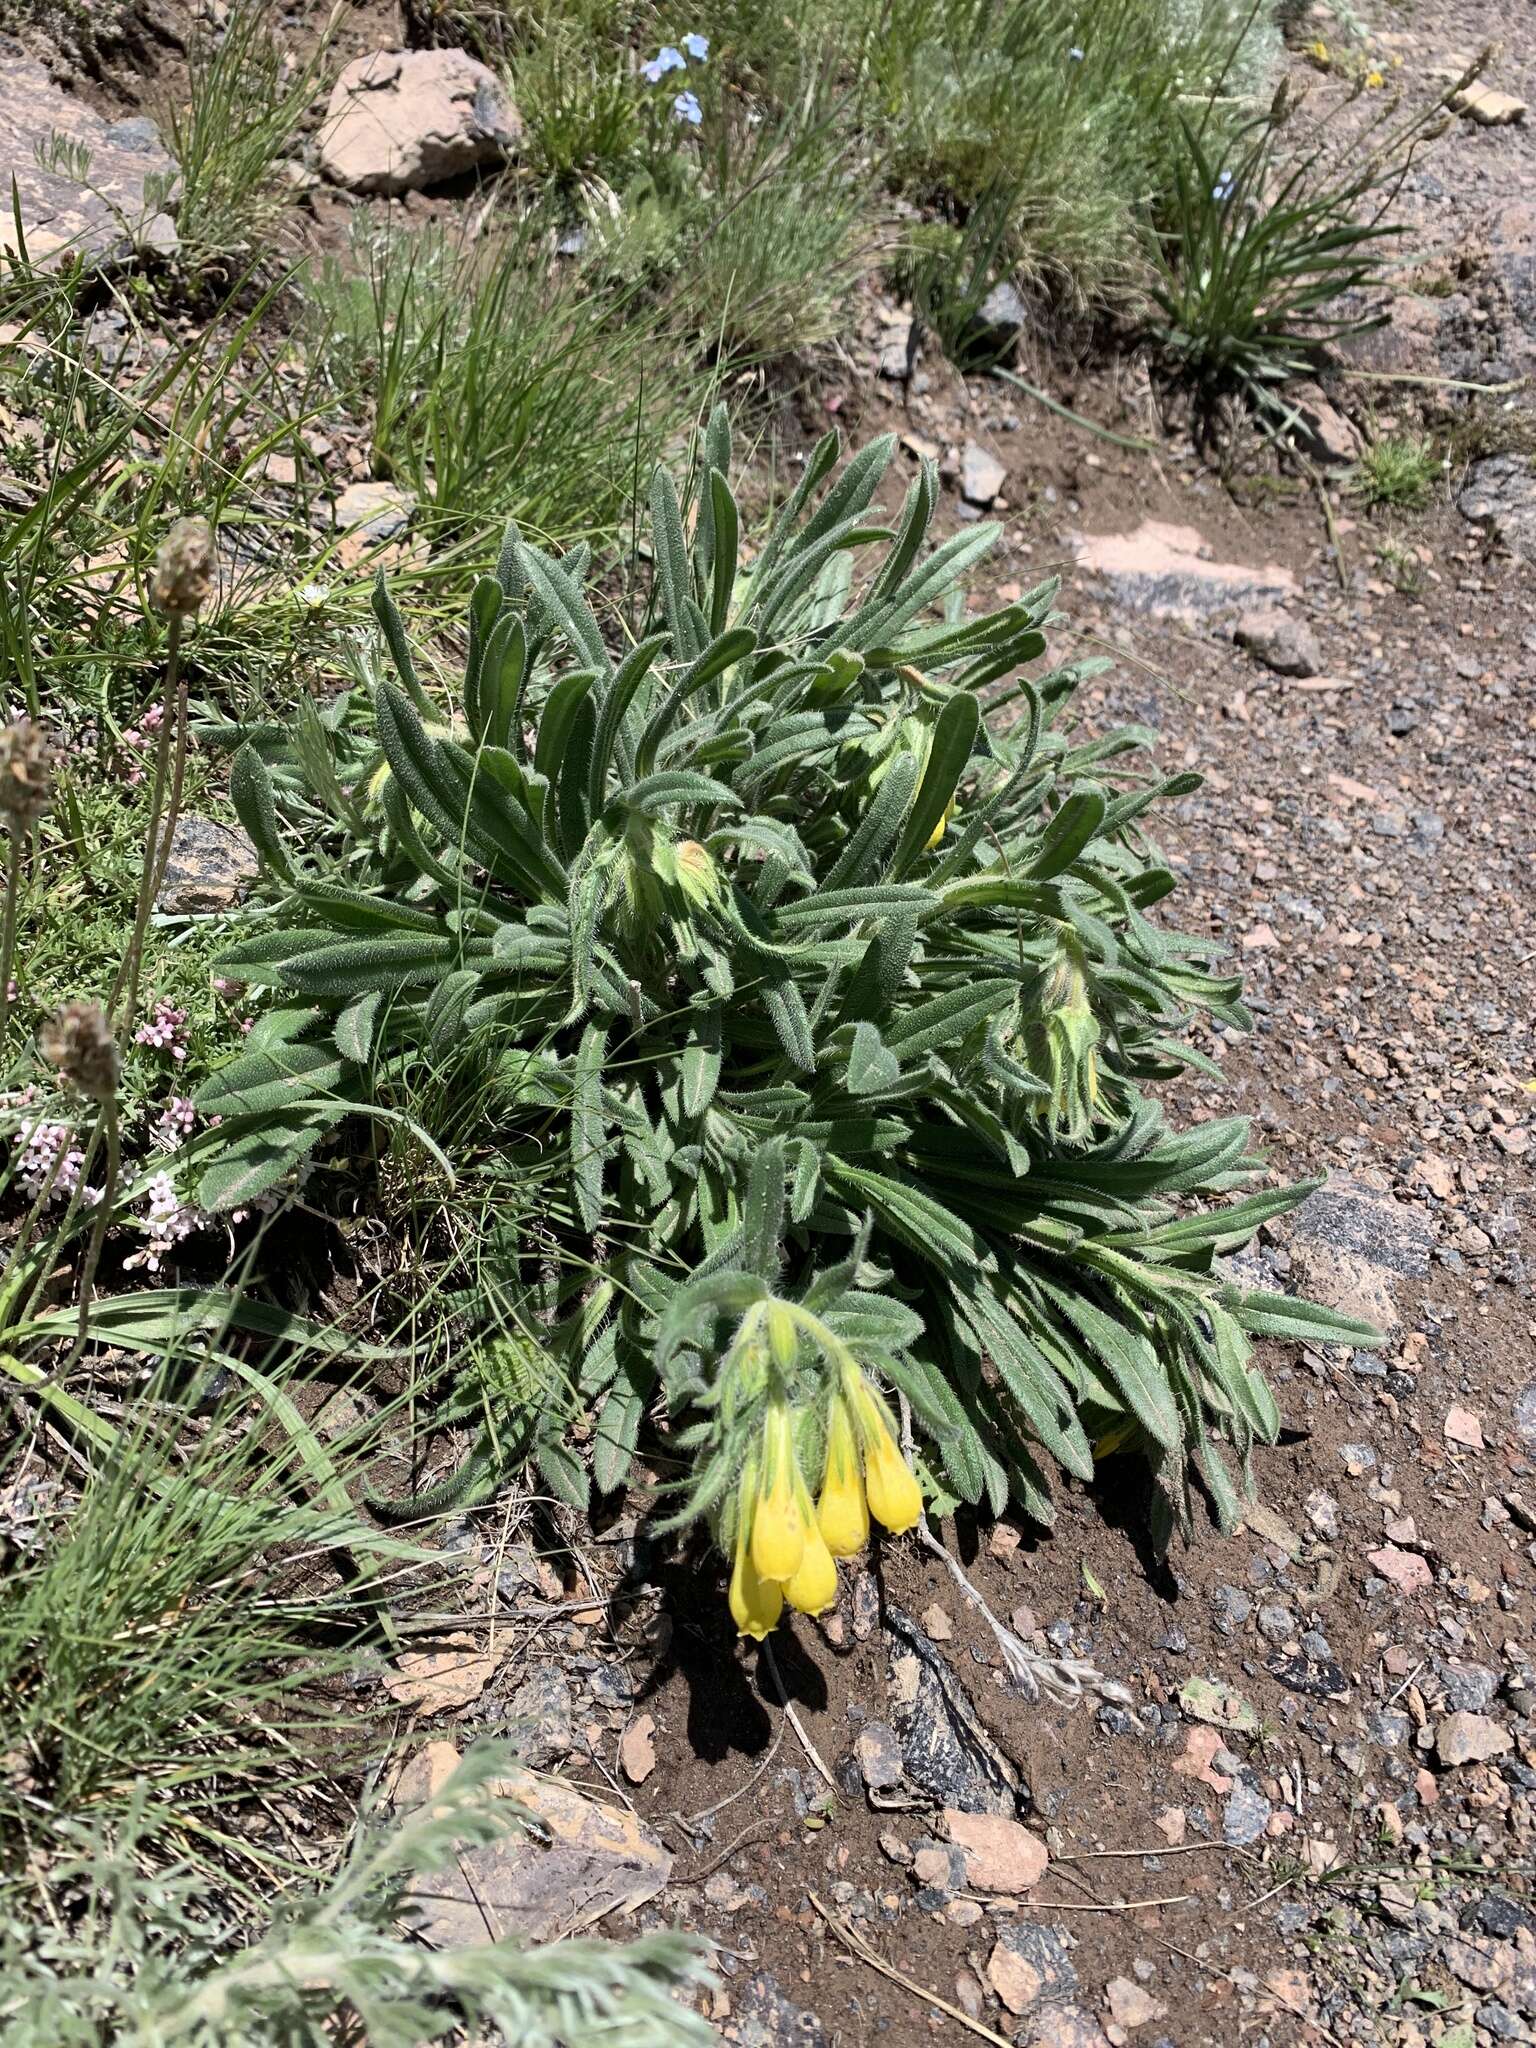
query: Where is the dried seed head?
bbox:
[0,717,56,831]
[150,516,216,617]
[40,1000,121,1103]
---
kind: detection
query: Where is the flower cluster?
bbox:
[729,1367,924,1640]
[135,997,189,1062]
[125,1170,210,1272]
[149,1094,197,1151]
[15,1118,100,1207]
[641,30,707,123]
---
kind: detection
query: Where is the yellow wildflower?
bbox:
[784,1520,839,1614]
[849,1376,924,1534]
[729,1511,784,1638]
[816,1399,870,1557]
[749,1402,807,1584]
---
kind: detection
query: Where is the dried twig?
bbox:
[761,1640,838,1794]
[809,1894,1015,2048]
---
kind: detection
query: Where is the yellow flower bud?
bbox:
[816,1400,869,1558]
[850,1378,924,1535]
[864,1433,924,1534]
[729,1518,783,1639]
[749,1403,807,1584]
[765,1300,799,1373]
[784,1520,839,1615]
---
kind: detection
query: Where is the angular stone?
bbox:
[1437,1713,1513,1768]
[1233,607,1322,677]
[319,49,520,196]
[392,1743,672,1944]
[1449,84,1526,126]
[885,1604,1020,1815]
[987,1922,1077,2014]
[943,1808,1048,1893]
[156,814,260,916]
[1284,385,1362,465]
[0,55,179,269]
[1459,456,1536,559]
[1284,1174,1433,1336]
[1073,520,1297,625]
[1105,1975,1168,2028]
[505,1665,573,1768]
[333,480,419,570]
[1018,2006,1111,2048]
[960,441,1007,508]
[854,1720,904,1793]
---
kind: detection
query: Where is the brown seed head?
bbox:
[40,1000,121,1103]
[0,717,56,831]
[150,516,216,617]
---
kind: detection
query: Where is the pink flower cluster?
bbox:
[124,1170,210,1273]
[15,1119,101,1207]
[135,998,189,1062]
[149,1094,197,1151]
[119,703,165,787]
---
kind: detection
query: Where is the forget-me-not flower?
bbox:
[1067,45,1084,60]
[682,31,709,60]
[642,45,687,82]
[673,89,703,125]
[1211,168,1235,203]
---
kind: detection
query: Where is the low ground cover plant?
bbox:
[202,421,1380,1624]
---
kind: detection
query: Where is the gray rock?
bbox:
[319,49,520,196]
[0,53,179,270]
[854,1720,904,1793]
[1284,1175,1433,1334]
[504,1665,573,1767]
[1460,455,1536,559]
[960,441,1007,508]
[1211,1586,1252,1636]
[734,1970,826,2047]
[1073,520,1297,626]
[1257,1603,1296,1643]
[1233,608,1322,678]
[962,279,1028,364]
[1436,1660,1501,1714]
[156,815,261,916]
[1516,1383,1536,1448]
[1222,1772,1273,1846]
[989,1919,1078,2005]
[885,1604,1020,1816]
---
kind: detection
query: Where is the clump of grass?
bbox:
[312,216,681,551]
[155,0,332,281]
[1354,431,1439,510]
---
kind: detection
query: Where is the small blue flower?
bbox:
[673,88,703,125]
[1067,44,1084,60]
[682,31,709,60]
[1212,168,1235,202]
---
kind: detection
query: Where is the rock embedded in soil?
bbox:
[1017,2005,1112,2048]
[333,480,419,571]
[986,1921,1078,2014]
[1458,455,1536,559]
[0,54,178,268]
[1233,607,1322,678]
[733,1970,827,2047]
[1436,1712,1514,1767]
[392,1741,672,1944]
[885,1603,1020,1816]
[1281,1173,1433,1334]
[318,49,521,197]
[504,1664,573,1767]
[1284,384,1363,466]
[942,1807,1049,1893]
[1072,520,1298,626]
[960,440,1007,508]
[155,814,261,916]
[1449,83,1527,126]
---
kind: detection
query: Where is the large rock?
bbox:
[1459,455,1536,559]
[1282,1174,1433,1336]
[156,815,261,916]
[885,1604,1021,1816]
[319,48,519,196]
[392,1742,671,1946]
[1234,607,1321,677]
[1073,520,1297,626]
[0,53,178,267]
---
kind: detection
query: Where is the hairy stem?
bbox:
[110,613,183,1038]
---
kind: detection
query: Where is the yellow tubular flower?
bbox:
[729,1514,784,1639]
[851,1378,924,1535]
[924,797,956,851]
[784,1520,839,1615]
[749,1402,807,1584]
[816,1399,870,1558]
